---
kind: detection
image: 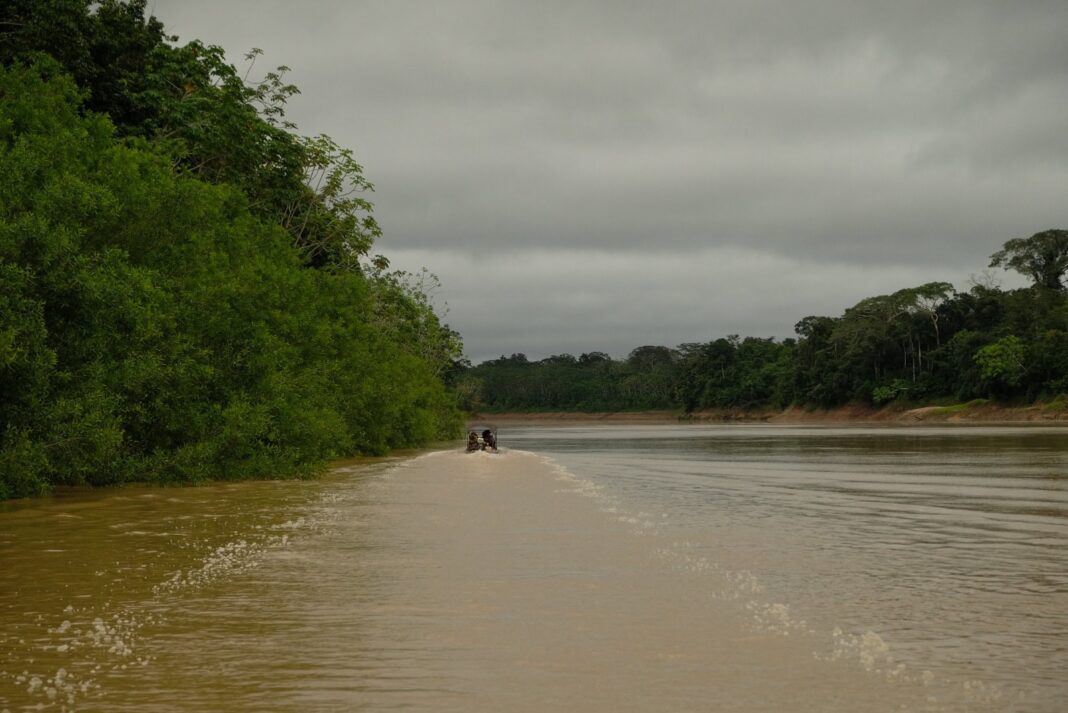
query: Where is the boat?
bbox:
[465,424,499,453]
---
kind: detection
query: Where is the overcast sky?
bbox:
[152,0,1066,362]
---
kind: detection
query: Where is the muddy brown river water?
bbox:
[1,425,1065,711]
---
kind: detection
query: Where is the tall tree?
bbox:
[897,281,954,347]
[989,229,1068,290]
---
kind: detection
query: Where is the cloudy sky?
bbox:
[152,0,1066,362]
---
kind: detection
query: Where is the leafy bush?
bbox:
[0,59,460,499]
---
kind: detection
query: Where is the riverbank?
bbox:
[473,399,1068,426]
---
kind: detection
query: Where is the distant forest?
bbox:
[453,231,1068,414]
[0,1,462,498]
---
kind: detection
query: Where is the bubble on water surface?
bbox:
[962,678,1004,706]
[744,601,812,636]
[827,626,914,682]
[152,534,291,595]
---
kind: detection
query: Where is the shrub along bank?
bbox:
[0,2,462,499]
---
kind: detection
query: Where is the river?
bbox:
[1,425,1065,711]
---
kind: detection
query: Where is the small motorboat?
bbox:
[465,424,498,453]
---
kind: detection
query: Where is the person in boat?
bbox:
[466,431,480,452]
[481,429,497,451]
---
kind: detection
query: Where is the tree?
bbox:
[975,336,1026,391]
[989,229,1068,290]
[897,281,954,346]
[0,60,462,499]
[626,345,675,371]
[283,133,381,269]
[578,351,611,366]
[792,315,845,406]
[1,0,168,133]
[540,354,577,366]
[831,293,908,380]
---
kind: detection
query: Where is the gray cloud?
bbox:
[383,246,1027,363]
[151,0,1066,360]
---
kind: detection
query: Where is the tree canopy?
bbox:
[989,229,1068,290]
[457,262,1068,415]
[0,2,462,499]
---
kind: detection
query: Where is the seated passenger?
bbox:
[481,429,497,451]
[466,431,480,452]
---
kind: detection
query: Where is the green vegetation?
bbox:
[0,1,461,499]
[2,2,1063,497]
[455,232,1068,416]
[1041,395,1068,413]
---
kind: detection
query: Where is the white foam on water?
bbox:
[149,459,425,601]
[745,601,812,636]
[522,451,1016,710]
[1,457,416,711]
[817,625,1011,712]
[152,535,287,595]
[827,628,900,673]
[5,604,152,710]
[537,454,671,540]
[961,678,1006,707]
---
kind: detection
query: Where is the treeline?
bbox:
[453,232,1068,414]
[0,1,462,499]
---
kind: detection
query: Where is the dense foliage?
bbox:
[0,1,462,499]
[456,236,1068,414]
